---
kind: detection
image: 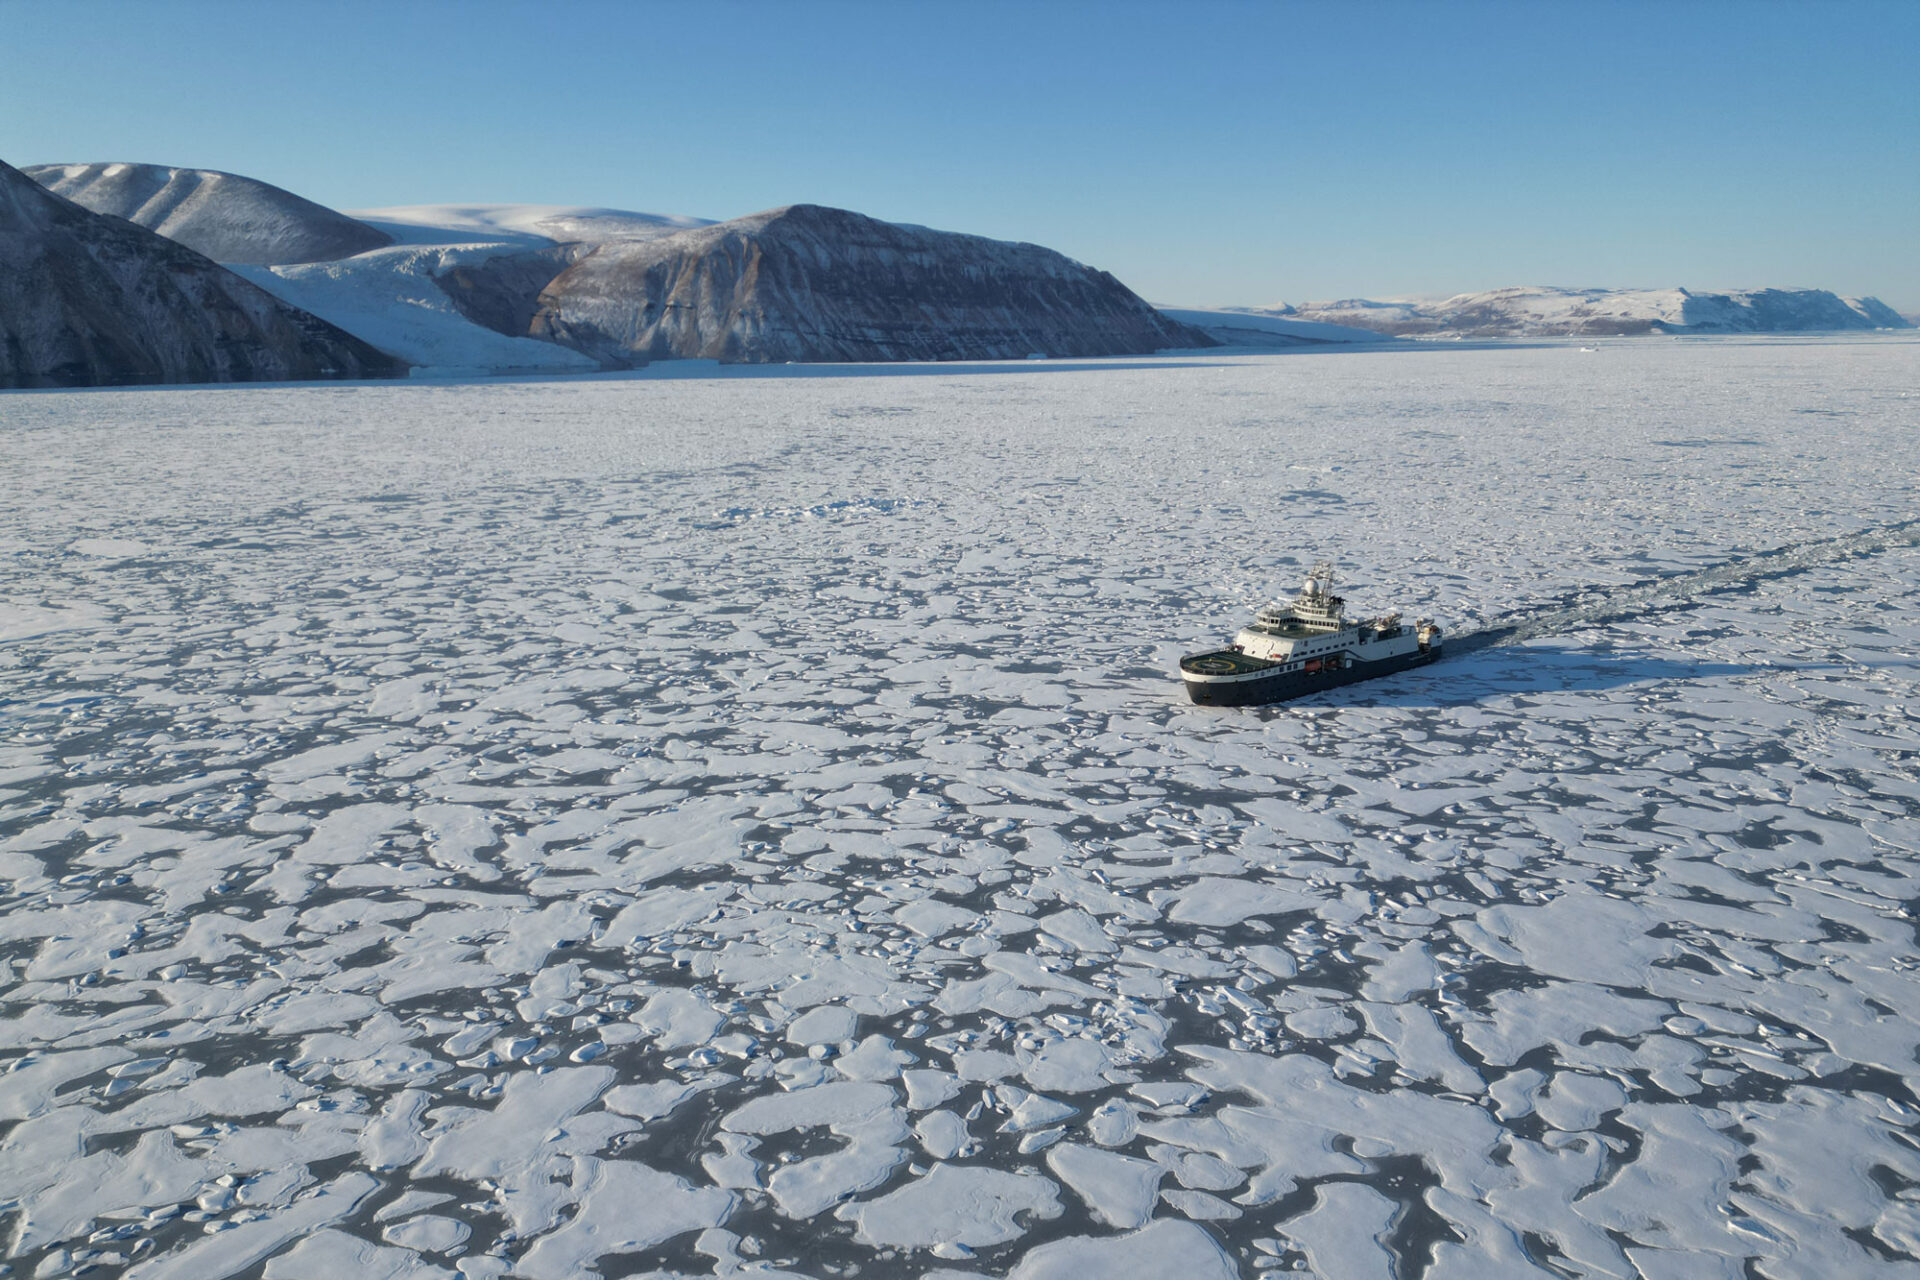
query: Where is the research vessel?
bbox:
[1180,564,1441,706]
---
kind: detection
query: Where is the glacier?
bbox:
[2,334,1919,1278]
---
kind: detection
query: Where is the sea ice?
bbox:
[1045,1141,1164,1228]
[837,1162,1060,1249]
[1009,1217,1239,1280]
[5,336,1920,1276]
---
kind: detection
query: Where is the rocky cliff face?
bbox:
[1286,286,1913,338]
[26,162,392,265]
[507,204,1209,364]
[0,160,405,388]
[431,245,589,341]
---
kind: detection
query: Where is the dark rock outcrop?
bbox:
[504,204,1209,364]
[26,162,392,265]
[0,159,406,388]
[433,245,589,341]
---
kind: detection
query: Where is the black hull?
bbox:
[1184,646,1441,707]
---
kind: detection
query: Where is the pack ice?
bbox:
[3,334,1919,1278]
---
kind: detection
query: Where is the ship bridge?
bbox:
[1246,563,1347,638]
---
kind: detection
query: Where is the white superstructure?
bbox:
[1230,565,1434,672]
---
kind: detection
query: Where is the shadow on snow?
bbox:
[1272,642,1768,711]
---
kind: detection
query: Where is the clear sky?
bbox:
[5,0,1916,309]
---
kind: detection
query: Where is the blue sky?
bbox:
[6,0,1915,309]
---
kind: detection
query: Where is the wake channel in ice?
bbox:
[1455,514,1920,653]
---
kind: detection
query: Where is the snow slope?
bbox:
[228,204,714,372]
[234,203,717,373]
[231,245,599,376]
[26,162,392,265]
[351,203,713,247]
[16,179,656,374]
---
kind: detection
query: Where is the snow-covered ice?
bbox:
[230,248,599,378]
[3,334,1920,1278]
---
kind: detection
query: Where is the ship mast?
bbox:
[1292,562,1345,631]
[1301,562,1336,600]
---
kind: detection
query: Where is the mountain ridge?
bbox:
[349,203,713,248]
[26,162,393,265]
[0,159,404,388]
[511,202,1212,364]
[20,161,1910,377]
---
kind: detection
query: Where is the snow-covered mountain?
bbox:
[352,203,713,247]
[518,204,1210,364]
[99,188,1203,371]
[231,202,708,375]
[1283,286,1911,338]
[0,160,402,388]
[1156,306,1395,347]
[25,162,393,265]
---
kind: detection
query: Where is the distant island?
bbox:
[1195,287,1909,341]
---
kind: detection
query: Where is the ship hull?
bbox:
[1182,645,1441,707]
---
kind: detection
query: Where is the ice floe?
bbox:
[4,336,1920,1276]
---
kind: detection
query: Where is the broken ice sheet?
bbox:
[4,337,1920,1277]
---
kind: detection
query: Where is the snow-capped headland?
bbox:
[522,203,1210,364]
[1276,285,1910,338]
